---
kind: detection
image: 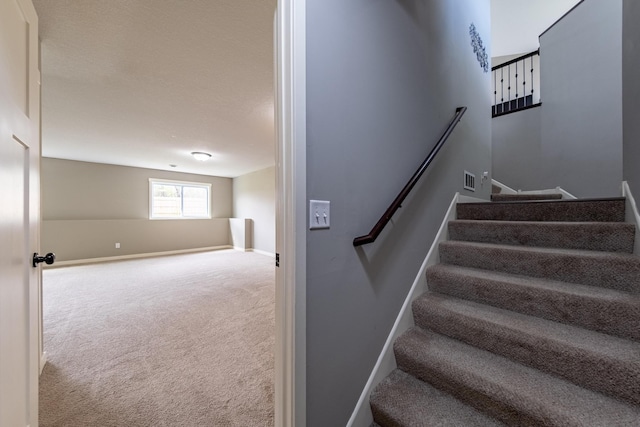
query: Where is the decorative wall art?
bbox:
[469,23,489,73]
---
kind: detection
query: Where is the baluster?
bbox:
[493,69,497,107]
[508,64,511,111]
[531,54,535,102]
[515,60,518,104]
[522,57,527,106]
[501,67,504,113]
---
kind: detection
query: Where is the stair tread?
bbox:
[440,240,640,267]
[412,293,640,404]
[414,292,640,360]
[448,219,635,252]
[490,193,563,201]
[428,263,640,300]
[456,197,626,222]
[439,240,640,292]
[395,327,640,425]
[458,197,626,206]
[426,264,640,341]
[370,369,504,427]
[440,240,640,263]
[450,219,634,227]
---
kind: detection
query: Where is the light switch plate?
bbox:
[309,200,330,230]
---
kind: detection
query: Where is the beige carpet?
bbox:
[40,249,275,427]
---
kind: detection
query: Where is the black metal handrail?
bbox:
[353,107,467,247]
[490,49,539,72]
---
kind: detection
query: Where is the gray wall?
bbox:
[305,1,491,425]
[492,0,628,196]
[623,0,640,194]
[232,166,275,254]
[539,0,623,197]
[42,158,233,261]
[492,106,542,190]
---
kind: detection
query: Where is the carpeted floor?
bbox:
[40,249,275,427]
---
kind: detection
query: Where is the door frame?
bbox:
[275,1,306,426]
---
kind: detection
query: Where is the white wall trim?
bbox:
[45,246,233,267]
[491,179,518,194]
[275,1,307,426]
[622,181,640,255]
[458,195,488,203]
[248,248,276,258]
[556,187,578,199]
[492,179,577,199]
[347,193,459,427]
[39,352,47,375]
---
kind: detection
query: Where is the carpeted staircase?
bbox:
[370,194,640,426]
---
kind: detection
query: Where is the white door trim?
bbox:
[275,1,306,426]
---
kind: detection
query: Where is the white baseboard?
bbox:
[247,249,276,258]
[347,192,459,427]
[39,351,47,375]
[47,245,234,267]
[458,195,488,203]
[622,181,640,255]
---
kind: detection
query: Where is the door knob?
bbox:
[33,252,55,267]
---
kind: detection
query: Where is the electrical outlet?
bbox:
[309,200,330,230]
[115,243,120,249]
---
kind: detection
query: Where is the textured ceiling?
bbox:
[33,0,277,178]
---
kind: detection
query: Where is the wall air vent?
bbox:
[463,171,476,191]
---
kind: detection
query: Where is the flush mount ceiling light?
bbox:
[191,152,212,161]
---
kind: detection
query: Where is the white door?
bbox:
[0,0,41,426]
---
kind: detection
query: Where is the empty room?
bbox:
[33,1,277,425]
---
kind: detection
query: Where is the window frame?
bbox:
[148,178,212,220]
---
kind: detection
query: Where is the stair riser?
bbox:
[457,199,626,222]
[394,336,549,426]
[448,220,635,253]
[413,298,640,405]
[426,267,640,341]
[370,370,503,427]
[394,328,640,425]
[396,363,540,426]
[439,242,640,293]
[490,194,563,202]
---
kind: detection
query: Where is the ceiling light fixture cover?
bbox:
[191,152,212,161]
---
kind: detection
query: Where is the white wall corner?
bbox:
[230,218,253,251]
[622,181,640,255]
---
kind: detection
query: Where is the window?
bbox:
[149,179,211,219]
